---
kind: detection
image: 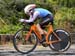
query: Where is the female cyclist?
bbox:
[20,4,53,37]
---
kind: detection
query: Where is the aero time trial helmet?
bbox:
[24,4,36,14]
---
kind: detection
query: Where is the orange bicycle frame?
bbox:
[25,24,61,44]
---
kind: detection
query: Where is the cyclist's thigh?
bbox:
[39,16,53,28]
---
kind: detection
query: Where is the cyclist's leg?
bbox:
[37,24,44,34]
[36,15,53,43]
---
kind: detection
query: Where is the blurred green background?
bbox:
[0,0,75,34]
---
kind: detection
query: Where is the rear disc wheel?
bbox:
[48,29,71,52]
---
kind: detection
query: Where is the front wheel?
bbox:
[48,29,71,52]
[13,28,38,54]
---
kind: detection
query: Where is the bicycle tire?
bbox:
[48,29,71,52]
[13,28,38,54]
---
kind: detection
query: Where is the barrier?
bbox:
[0,33,75,45]
[0,34,13,44]
[70,33,75,44]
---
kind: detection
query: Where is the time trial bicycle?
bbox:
[13,22,71,54]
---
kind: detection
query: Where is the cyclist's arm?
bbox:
[24,11,40,23]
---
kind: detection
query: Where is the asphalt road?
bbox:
[0,44,75,56]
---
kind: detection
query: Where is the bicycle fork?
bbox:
[25,30,32,41]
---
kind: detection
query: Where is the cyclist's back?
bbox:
[34,8,52,18]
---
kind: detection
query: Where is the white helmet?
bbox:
[24,4,36,14]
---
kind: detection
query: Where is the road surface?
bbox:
[0,44,75,56]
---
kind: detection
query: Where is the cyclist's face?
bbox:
[28,10,34,15]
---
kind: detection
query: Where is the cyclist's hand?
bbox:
[19,19,25,22]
